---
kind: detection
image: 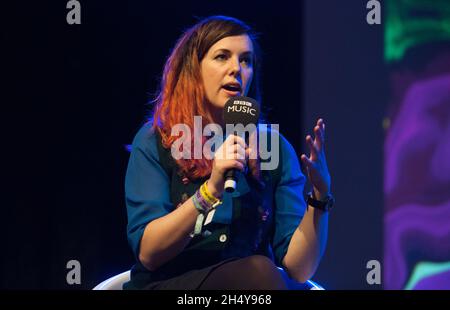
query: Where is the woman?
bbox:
[124,15,333,290]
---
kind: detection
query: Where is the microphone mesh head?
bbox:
[223,96,260,127]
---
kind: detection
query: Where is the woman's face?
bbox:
[200,34,254,113]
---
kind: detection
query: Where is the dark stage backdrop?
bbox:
[302,1,385,289]
[2,0,383,289]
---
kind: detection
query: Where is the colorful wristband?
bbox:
[190,183,223,237]
[199,181,222,208]
[193,190,211,213]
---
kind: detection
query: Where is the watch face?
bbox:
[324,196,335,211]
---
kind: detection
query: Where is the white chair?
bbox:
[93,270,130,290]
[303,279,325,290]
[93,270,324,290]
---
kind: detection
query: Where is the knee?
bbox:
[244,255,287,289]
[245,255,278,273]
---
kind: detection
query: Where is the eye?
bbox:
[240,57,253,67]
[215,54,228,61]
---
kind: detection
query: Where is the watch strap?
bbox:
[307,192,334,212]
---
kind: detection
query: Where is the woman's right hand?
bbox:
[207,134,249,198]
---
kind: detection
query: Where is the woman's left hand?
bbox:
[300,118,331,200]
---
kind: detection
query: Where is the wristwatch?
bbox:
[307,192,335,212]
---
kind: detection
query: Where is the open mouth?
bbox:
[222,83,242,95]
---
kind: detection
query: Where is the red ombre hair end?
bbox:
[152,16,261,180]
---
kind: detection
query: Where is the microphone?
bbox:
[223,96,260,193]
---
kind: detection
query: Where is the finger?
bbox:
[236,144,246,160]
[300,154,313,170]
[235,143,246,159]
[237,157,247,166]
[227,156,246,167]
[227,134,247,148]
[245,147,256,160]
[305,135,318,157]
[232,160,245,172]
[222,140,242,155]
[225,144,246,160]
[247,131,258,155]
[248,129,258,144]
[317,118,325,141]
[314,125,323,150]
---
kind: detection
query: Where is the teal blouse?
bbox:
[124,122,306,288]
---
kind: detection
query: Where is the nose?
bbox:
[228,57,241,77]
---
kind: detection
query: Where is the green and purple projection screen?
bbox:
[384,0,450,290]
